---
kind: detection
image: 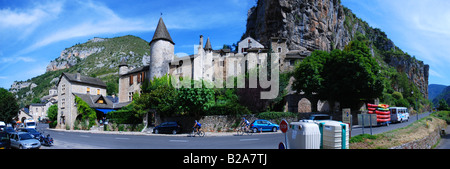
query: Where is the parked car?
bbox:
[250,119,279,133]
[4,127,16,135]
[0,132,10,149]
[307,114,332,121]
[18,128,41,139]
[9,132,41,149]
[153,122,182,134]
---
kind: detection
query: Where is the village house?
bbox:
[55,72,126,129]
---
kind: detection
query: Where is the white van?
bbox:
[389,107,409,123]
[24,119,36,129]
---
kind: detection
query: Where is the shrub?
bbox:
[433,111,450,124]
[256,112,297,120]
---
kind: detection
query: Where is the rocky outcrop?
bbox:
[46,46,105,72]
[244,0,349,51]
[244,0,429,99]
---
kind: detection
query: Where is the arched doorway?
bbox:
[298,98,312,113]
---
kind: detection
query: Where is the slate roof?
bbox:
[73,93,127,109]
[58,72,106,88]
[150,17,175,45]
[204,37,212,50]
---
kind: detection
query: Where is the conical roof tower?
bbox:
[150,17,175,45]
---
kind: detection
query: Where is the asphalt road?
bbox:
[350,112,431,137]
[37,124,284,149]
[36,112,436,149]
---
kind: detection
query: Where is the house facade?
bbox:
[56,72,108,129]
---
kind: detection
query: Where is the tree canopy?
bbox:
[0,88,19,123]
[292,40,384,109]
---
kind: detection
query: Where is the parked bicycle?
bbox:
[236,125,253,136]
[190,127,205,137]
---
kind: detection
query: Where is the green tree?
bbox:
[292,40,384,109]
[133,75,178,118]
[47,104,58,128]
[0,88,19,123]
[438,98,449,111]
[177,80,215,119]
[292,50,328,99]
[74,96,97,128]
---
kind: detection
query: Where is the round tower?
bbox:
[119,57,128,76]
[149,17,175,80]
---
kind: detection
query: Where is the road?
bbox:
[36,112,436,149]
[37,124,284,149]
[350,112,431,137]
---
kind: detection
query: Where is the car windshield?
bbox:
[19,134,33,140]
[25,129,37,133]
[26,122,36,126]
[311,115,330,120]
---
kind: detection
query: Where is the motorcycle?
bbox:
[39,133,54,146]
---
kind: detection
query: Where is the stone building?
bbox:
[118,17,309,104]
[56,72,109,129]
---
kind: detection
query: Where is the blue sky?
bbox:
[1,0,449,90]
[0,0,255,89]
[341,0,450,87]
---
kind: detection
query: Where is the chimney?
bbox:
[76,73,81,81]
[199,35,203,47]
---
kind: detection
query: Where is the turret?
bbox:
[119,57,128,76]
[149,17,175,80]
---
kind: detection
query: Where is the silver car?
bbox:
[10,132,41,149]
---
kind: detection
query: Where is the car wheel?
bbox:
[172,130,177,135]
[252,128,258,133]
[154,129,159,134]
[19,145,23,149]
[272,127,277,132]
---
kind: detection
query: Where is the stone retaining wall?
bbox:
[390,128,441,149]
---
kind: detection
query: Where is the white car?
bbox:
[10,132,41,149]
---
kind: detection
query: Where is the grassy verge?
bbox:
[350,113,447,149]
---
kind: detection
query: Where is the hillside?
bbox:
[432,85,450,106]
[244,0,429,106]
[10,35,150,107]
[429,84,447,101]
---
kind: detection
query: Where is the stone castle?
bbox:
[118,17,309,103]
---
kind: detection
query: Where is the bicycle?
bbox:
[236,125,253,136]
[190,127,205,137]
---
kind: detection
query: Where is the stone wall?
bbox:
[160,114,298,133]
[390,127,442,149]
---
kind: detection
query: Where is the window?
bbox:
[129,75,134,86]
[137,73,141,83]
[61,84,66,95]
[128,92,134,101]
[97,89,100,95]
[87,87,90,94]
[278,47,282,53]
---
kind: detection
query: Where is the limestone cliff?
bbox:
[244,0,429,99]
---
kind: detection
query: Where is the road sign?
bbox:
[280,119,288,133]
[342,108,351,124]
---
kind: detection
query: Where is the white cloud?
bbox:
[19,0,153,54]
[429,69,444,79]
[0,56,35,63]
[0,1,63,39]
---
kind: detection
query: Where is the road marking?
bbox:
[239,138,260,142]
[169,140,188,143]
[80,135,90,138]
[115,137,130,140]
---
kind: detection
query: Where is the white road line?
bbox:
[115,137,130,140]
[80,135,90,138]
[239,138,260,142]
[169,140,189,143]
